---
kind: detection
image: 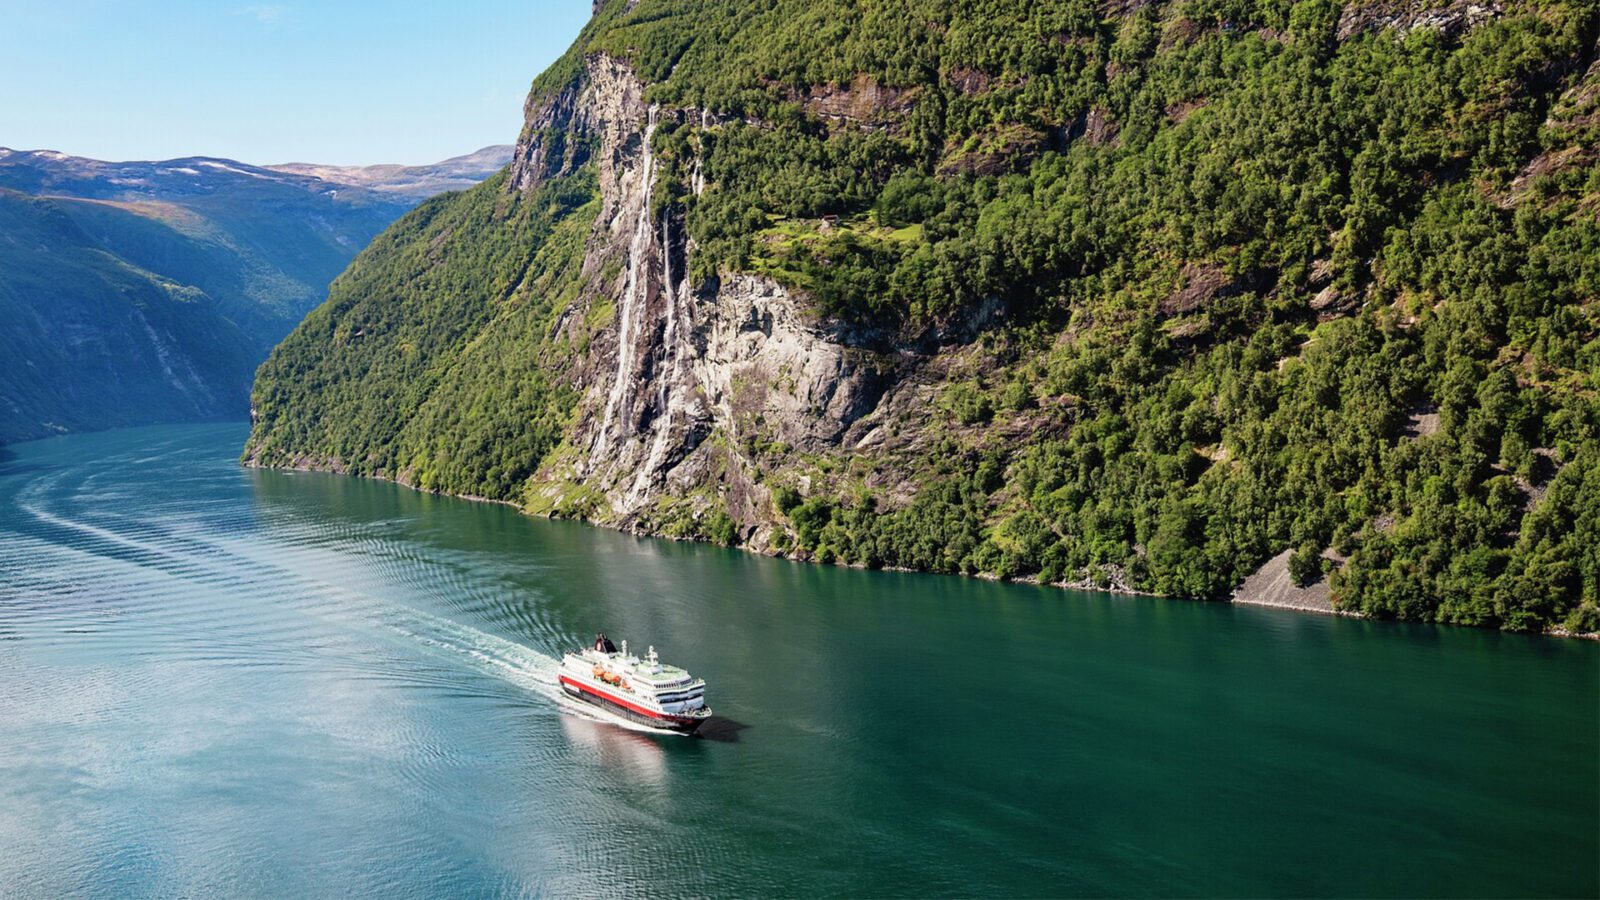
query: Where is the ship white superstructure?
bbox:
[558,635,711,733]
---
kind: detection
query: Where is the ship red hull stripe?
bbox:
[558,675,694,724]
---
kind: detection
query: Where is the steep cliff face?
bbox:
[247,0,1600,632]
[506,56,897,541]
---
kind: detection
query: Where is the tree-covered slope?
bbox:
[0,191,259,441]
[245,170,596,495]
[0,149,415,344]
[248,0,1600,632]
[0,147,502,442]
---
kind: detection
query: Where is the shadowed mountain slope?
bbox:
[0,146,504,442]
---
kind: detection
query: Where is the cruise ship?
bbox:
[558,634,712,734]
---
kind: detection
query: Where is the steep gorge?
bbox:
[0,146,507,443]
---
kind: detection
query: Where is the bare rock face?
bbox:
[520,56,894,532]
[1077,105,1119,147]
[504,54,653,195]
[693,274,893,456]
[1232,549,1339,613]
[508,79,581,192]
[1162,263,1231,316]
[801,75,919,130]
[1506,56,1600,208]
[1335,0,1501,40]
[947,67,994,96]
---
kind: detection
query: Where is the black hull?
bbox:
[561,680,706,734]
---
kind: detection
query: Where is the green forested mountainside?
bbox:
[0,149,469,442]
[0,191,260,441]
[0,151,415,345]
[249,0,1600,632]
[246,171,595,496]
[38,195,327,347]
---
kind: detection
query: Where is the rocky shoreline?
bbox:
[245,455,1595,640]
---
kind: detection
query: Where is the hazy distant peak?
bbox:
[264,145,513,201]
[0,146,510,205]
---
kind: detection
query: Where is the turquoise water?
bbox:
[0,423,1594,897]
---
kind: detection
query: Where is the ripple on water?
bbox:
[2,424,1596,899]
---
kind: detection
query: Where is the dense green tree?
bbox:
[251,0,1600,633]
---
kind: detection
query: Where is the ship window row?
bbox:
[654,690,703,703]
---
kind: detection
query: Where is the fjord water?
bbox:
[1,425,1594,898]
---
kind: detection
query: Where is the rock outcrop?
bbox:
[1232,550,1340,614]
[1335,0,1501,39]
[515,57,898,534]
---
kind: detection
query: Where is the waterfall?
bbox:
[593,104,659,461]
[630,207,690,501]
[692,110,710,195]
[591,103,709,508]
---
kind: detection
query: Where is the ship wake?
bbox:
[9,496,612,721]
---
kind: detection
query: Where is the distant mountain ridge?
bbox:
[0,146,413,342]
[265,145,513,202]
[0,145,504,443]
[2,146,386,199]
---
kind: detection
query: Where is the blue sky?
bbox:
[1,1,591,166]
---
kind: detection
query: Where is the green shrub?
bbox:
[945,383,993,425]
[772,484,802,514]
[1001,379,1034,412]
[704,509,739,546]
[1289,542,1324,588]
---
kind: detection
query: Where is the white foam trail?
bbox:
[22,503,183,559]
[380,602,563,702]
[19,494,691,736]
[381,604,683,735]
[20,501,705,757]
[17,502,569,706]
